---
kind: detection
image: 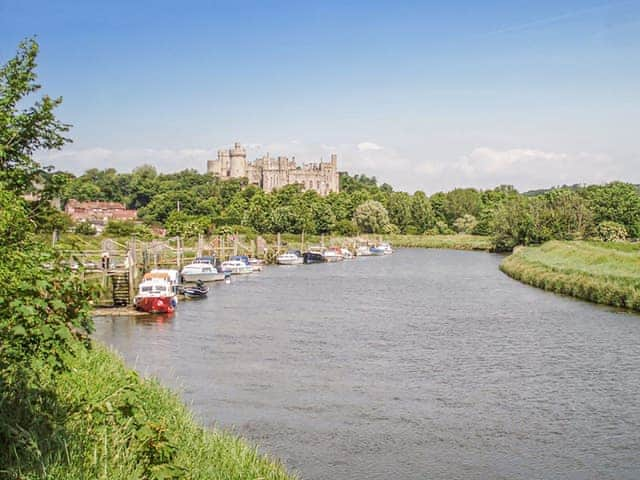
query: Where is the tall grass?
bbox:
[1,344,297,480]
[380,234,493,251]
[501,240,640,311]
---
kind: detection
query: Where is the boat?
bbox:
[371,242,393,256]
[181,260,225,282]
[133,270,179,314]
[340,248,354,259]
[183,281,209,299]
[356,245,373,256]
[323,247,344,262]
[220,259,254,274]
[276,250,303,265]
[229,255,262,272]
[303,251,326,264]
[247,257,264,271]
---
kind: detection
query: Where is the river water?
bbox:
[94,248,640,480]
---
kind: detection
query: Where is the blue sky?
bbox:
[1,0,639,192]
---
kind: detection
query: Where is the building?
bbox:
[65,200,137,232]
[207,142,339,195]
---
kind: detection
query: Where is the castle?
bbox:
[207,142,340,196]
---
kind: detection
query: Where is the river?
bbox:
[94,248,640,480]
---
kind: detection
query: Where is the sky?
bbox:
[1,0,639,193]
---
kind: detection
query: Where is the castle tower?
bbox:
[331,153,337,168]
[229,142,246,178]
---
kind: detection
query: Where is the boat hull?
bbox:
[303,252,326,264]
[135,295,177,314]
[182,272,226,282]
[277,257,303,265]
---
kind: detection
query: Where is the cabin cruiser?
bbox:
[133,270,179,314]
[340,248,354,259]
[303,248,326,264]
[220,259,254,274]
[277,250,303,265]
[323,247,344,262]
[183,280,209,299]
[229,255,262,272]
[356,245,373,256]
[371,243,393,256]
[181,259,225,282]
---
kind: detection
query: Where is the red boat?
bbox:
[133,271,179,314]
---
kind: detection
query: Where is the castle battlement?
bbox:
[207,142,339,195]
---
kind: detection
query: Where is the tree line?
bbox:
[59,166,640,250]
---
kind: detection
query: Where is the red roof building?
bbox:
[65,199,137,224]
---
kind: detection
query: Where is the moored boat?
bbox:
[323,247,344,262]
[303,251,326,264]
[220,259,254,274]
[134,270,179,314]
[183,281,209,299]
[356,245,373,256]
[371,243,393,256]
[277,250,303,265]
[181,260,225,282]
[341,248,354,259]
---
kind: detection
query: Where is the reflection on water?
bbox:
[94,249,640,480]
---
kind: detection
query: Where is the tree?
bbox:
[443,188,483,224]
[353,200,390,233]
[0,38,71,197]
[386,192,412,233]
[595,221,627,242]
[411,191,435,233]
[490,196,534,251]
[453,214,478,234]
[583,182,640,238]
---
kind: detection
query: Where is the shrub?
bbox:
[453,214,478,234]
[595,221,627,242]
[75,220,97,236]
[333,219,359,236]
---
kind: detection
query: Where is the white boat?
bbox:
[277,250,303,265]
[181,262,225,282]
[340,248,354,259]
[356,245,373,256]
[248,257,264,271]
[220,259,254,275]
[323,248,344,262]
[371,243,393,256]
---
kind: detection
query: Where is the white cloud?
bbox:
[357,142,383,151]
[415,147,621,191]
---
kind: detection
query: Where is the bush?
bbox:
[333,219,359,236]
[595,221,627,242]
[74,221,97,236]
[382,223,400,234]
[453,214,478,234]
[426,220,454,235]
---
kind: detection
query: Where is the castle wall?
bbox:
[207,143,339,195]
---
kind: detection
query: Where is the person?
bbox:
[101,251,110,270]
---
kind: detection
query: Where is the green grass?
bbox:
[500,240,640,311]
[1,344,297,480]
[380,234,493,251]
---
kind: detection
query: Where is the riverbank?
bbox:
[380,234,492,251]
[500,240,640,311]
[2,343,296,480]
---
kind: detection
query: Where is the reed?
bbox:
[500,240,640,311]
[379,234,493,251]
[1,344,297,480]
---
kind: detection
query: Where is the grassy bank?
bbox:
[1,343,296,480]
[500,240,640,311]
[380,234,492,251]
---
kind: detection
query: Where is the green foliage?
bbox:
[74,220,97,236]
[0,38,71,198]
[104,220,152,239]
[353,200,390,234]
[333,219,359,236]
[595,221,628,242]
[453,214,478,234]
[490,196,534,251]
[583,182,640,237]
[165,212,211,238]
